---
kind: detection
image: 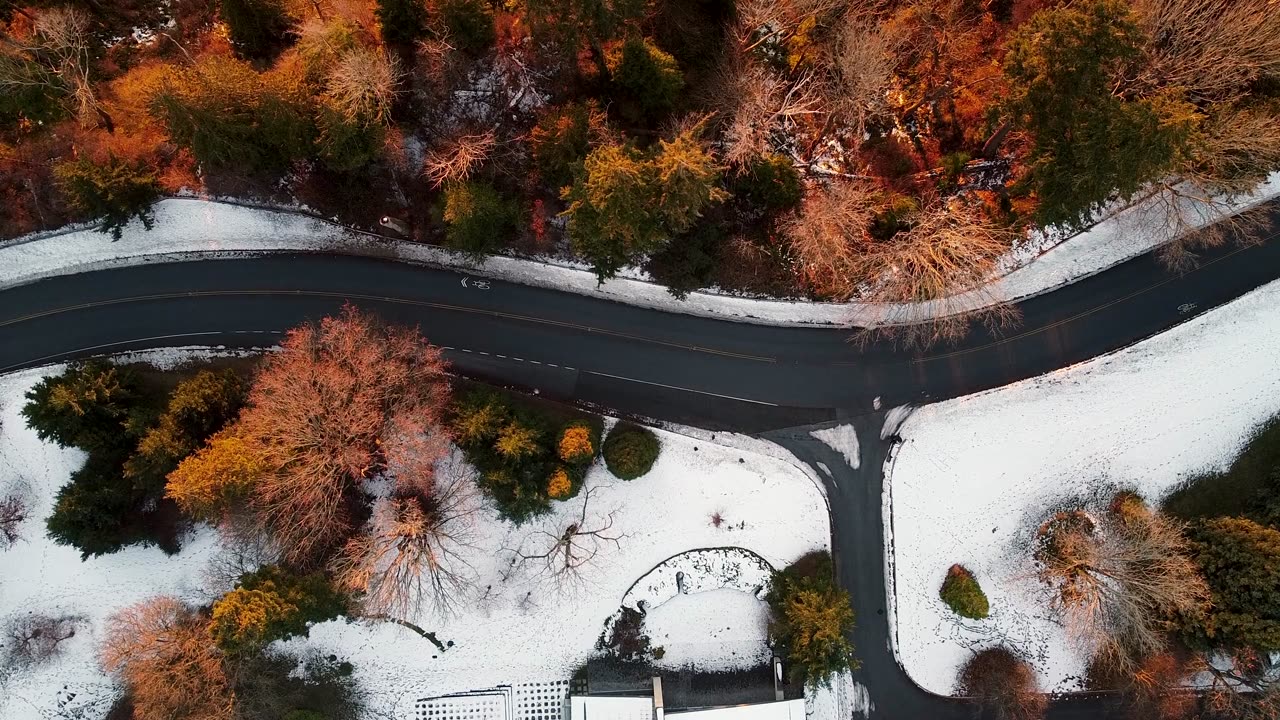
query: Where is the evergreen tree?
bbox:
[46,452,148,558]
[375,0,428,45]
[438,0,496,54]
[210,566,346,655]
[531,101,607,188]
[21,361,144,453]
[219,0,293,59]
[126,369,246,495]
[54,155,161,241]
[443,180,520,256]
[652,131,728,233]
[316,105,386,174]
[767,551,856,687]
[562,143,663,280]
[605,36,684,123]
[149,56,314,171]
[1187,517,1280,651]
[1002,0,1200,229]
[523,0,646,64]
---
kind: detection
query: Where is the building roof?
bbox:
[570,695,655,720]
[667,700,806,720]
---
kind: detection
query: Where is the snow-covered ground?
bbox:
[886,276,1280,695]
[5,171,1276,328]
[0,354,830,719]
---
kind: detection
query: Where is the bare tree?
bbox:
[331,456,480,619]
[0,493,27,547]
[827,13,902,140]
[713,61,823,168]
[783,179,878,299]
[957,647,1048,720]
[0,7,112,131]
[1033,498,1209,675]
[1131,0,1280,105]
[1196,649,1280,720]
[508,487,623,588]
[325,46,402,123]
[3,612,80,668]
[100,597,234,720]
[422,130,496,188]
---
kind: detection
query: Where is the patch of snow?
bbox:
[281,423,828,717]
[880,406,913,440]
[805,669,870,720]
[6,171,1277,328]
[0,367,225,719]
[815,461,831,478]
[887,276,1280,695]
[645,588,770,672]
[809,426,860,470]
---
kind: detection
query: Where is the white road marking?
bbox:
[582,370,777,406]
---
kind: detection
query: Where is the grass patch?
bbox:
[1162,414,1280,522]
[939,564,989,619]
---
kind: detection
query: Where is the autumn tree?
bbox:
[437,0,496,55]
[165,423,264,521]
[101,597,235,720]
[522,0,646,72]
[1186,517,1280,652]
[53,154,161,241]
[767,551,856,687]
[1034,497,1210,674]
[957,647,1048,720]
[240,305,451,565]
[209,565,347,654]
[1002,0,1199,229]
[219,0,293,59]
[324,46,401,124]
[126,369,246,494]
[331,463,480,618]
[422,129,496,187]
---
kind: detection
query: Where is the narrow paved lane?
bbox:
[0,201,1277,718]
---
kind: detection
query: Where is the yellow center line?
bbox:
[0,289,780,364]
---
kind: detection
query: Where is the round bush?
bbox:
[939,564,989,619]
[602,423,660,480]
[557,420,599,466]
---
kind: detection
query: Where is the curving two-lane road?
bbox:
[1,200,1278,718]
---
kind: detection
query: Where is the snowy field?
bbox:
[4,171,1276,328]
[887,276,1280,695]
[0,353,830,719]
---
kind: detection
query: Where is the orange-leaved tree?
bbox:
[241,305,451,566]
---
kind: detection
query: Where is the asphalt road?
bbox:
[1,200,1278,719]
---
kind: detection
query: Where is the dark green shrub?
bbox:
[22,361,146,453]
[235,651,365,720]
[767,550,856,687]
[939,564,989,619]
[443,180,520,256]
[737,154,802,212]
[54,155,162,241]
[437,0,496,54]
[602,423,660,480]
[376,0,428,45]
[605,36,684,123]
